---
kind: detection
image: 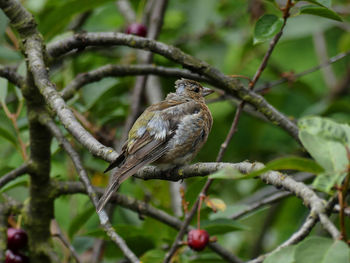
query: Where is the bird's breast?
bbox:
[156,104,212,165]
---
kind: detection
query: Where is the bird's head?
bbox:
[174,79,213,101]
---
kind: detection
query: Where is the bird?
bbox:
[97,78,213,212]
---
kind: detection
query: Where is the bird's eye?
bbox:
[194,87,200,93]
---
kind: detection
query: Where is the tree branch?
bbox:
[0,65,25,88]
[132,162,339,239]
[52,180,242,263]
[116,0,136,24]
[257,49,350,93]
[247,196,338,263]
[51,220,82,263]
[41,114,139,263]
[231,173,314,219]
[61,64,209,100]
[119,0,169,150]
[47,32,299,142]
[0,163,29,188]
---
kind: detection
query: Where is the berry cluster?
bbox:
[6,228,29,263]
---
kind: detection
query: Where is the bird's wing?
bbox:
[97,132,172,212]
[97,99,202,212]
[103,99,183,173]
[97,103,181,212]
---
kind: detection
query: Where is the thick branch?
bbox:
[47,32,299,141]
[132,162,339,238]
[1,0,117,164]
[62,64,208,100]
[0,65,25,88]
[52,180,242,263]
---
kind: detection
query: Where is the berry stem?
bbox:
[17,214,22,229]
[197,194,205,230]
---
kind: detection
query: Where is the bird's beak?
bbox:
[202,87,214,97]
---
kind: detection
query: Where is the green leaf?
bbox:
[0,126,18,148]
[201,218,249,235]
[0,77,8,103]
[81,78,119,110]
[0,176,28,193]
[189,253,227,263]
[86,225,156,255]
[68,205,95,239]
[295,237,350,263]
[246,156,324,178]
[254,14,283,44]
[140,249,166,263]
[0,10,8,36]
[298,116,350,193]
[299,5,342,22]
[208,167,249,180]
[263,245,295,263]
[38,0,115,38]
[295,0,331,8]
[14,87,23,101]
[16,61,26,78]
[312,171,346,193]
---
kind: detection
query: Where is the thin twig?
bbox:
[68,11,92,32]
[0,100,28,160]
[61,64,209,100]
[216,103,244,161]
[230,191,291,220]
[53,180,242,262]
[0,163,29,188]
[46,32,300,141]
[116,0,136,24]
[164,2,297,260]
[312,31,337,91]
[0,65,25,88]
[42,114,139,263]
[256,50,350,93]
[247,196,338,263]
[51,220,82,263]
[249,0,292,88]
[118,0,169,149]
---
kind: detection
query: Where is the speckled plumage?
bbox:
[97,79,213,212]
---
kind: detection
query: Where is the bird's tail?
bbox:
[96,173,126,213]
[97,140,171,212]
[96,156,155,212]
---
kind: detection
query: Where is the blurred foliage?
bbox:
[1,0,350,262]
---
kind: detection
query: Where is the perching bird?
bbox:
[97,78,213,212]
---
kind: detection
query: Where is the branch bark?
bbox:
[52,180,242,263]
[0,163,29,188]
[47,32,299,142]
[41,113,139,263]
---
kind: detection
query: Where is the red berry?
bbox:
[7,228,28,251]
[125,23,147,37]
[5,250,29,263]
[187,229,210,251]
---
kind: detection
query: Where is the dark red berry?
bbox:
[125,23,147,37]
[187,229,210,251]
[5,250,29,263]
[7,228,28,251]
